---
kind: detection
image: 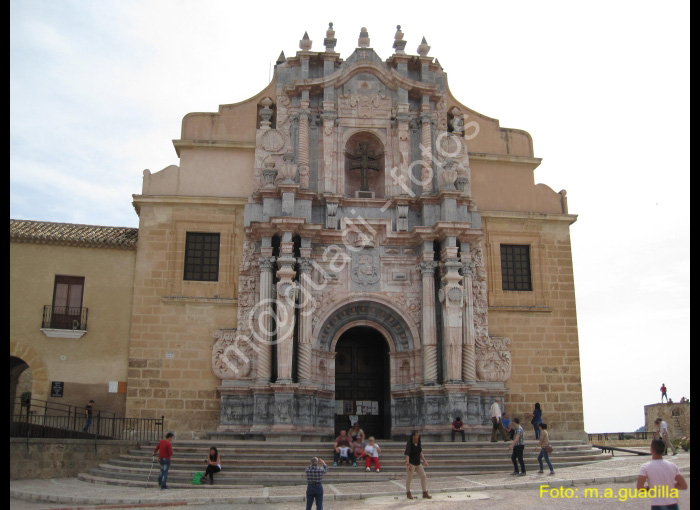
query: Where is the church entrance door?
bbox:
[334,326,391,439]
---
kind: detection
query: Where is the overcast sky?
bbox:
[10,0,689,432]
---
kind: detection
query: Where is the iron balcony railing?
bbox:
[10,398,164,442]
[42,306,88,330]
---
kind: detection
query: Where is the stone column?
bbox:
[321,106,336,194]
[275,236,297,384]
[439,241,464,382]
[297,99,310,190]
[256,256,275,384]
[419,258,438,385]
[461,253,477,382]
[297,257,314,384]
[420,108,433,194]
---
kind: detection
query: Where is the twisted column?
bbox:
[297,258,314,384]
[462,260,477,382]
[420,112,433,194]
[256,256,275,384]
[420,260,438,385]
[298,101,310,189]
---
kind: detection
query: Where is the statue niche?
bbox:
[344,132,385,198]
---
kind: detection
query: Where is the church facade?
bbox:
[12,27,584,441]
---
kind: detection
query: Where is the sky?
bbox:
[10,0,689,432]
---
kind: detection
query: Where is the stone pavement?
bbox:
[10,452,690,508]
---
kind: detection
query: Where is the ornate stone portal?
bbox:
[213,26,512,440]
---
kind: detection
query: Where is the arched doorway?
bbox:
[10,356,32,418]
[334,326,390,439]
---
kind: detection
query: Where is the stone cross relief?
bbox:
[348,142,381,191]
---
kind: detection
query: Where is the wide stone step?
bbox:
[80,438,610,488]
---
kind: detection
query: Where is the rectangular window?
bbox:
[500,245,532,291]
[184,232,220,281]
[51,275,85,328]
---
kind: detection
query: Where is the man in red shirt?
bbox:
[661,384,668,403]
[153,432,174,490]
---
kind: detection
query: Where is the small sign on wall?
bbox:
[108,381,119,393]
[51,381,64,397]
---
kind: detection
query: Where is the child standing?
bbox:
[364,437,381,472]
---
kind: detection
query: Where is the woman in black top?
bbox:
[201,446,221,485]
[404,431,431,500]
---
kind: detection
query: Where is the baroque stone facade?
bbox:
[202,26,584,440]
[12,27,584,440]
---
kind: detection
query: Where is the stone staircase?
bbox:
[78,439,611,488]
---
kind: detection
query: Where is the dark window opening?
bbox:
[184,232,220,281]
[500,244,532,291]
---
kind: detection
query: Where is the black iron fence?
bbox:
[587,431,651,441]
[10,398,163,442]
[42,305,88,330]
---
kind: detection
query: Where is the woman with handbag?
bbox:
[535,423,554,475]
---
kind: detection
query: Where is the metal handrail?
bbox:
[10,398,163,442]
[587,431,651,441]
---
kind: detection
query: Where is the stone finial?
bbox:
[259,97,274,129]
[299,31,312,51]
[276,51,286,65]
[417,36,431,57]
[324,22,337,52]
[393,25,407,54]
[358,27,370,48]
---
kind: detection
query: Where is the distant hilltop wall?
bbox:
[645,402,690,439]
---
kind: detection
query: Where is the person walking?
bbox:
[535,423,554,475]
[304,457,327,510]
[655,418,677,456]
[82,400,94,433]
[636,439,687,509]
[153,432,174,490]
[509,418,526,476]
[526,403,543,439]
[201,446,221,485]
[404,431,431,500]
[490,398,509,442]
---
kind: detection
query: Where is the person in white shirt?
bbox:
[636,439,686,509]
[655,417,677,456]
[490,398,509,442]
[364,437,381,472]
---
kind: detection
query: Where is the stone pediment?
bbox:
[281,59,440,99]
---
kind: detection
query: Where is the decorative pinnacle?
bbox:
[324,22,337,52]
[299,31,312,51]
[358,27,370,48]
[393,24,407,54]
[276,51,286,65]
[417,36,431,57]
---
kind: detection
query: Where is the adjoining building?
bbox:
[11,26,584,441]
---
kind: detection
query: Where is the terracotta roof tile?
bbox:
[10,219,138,249]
